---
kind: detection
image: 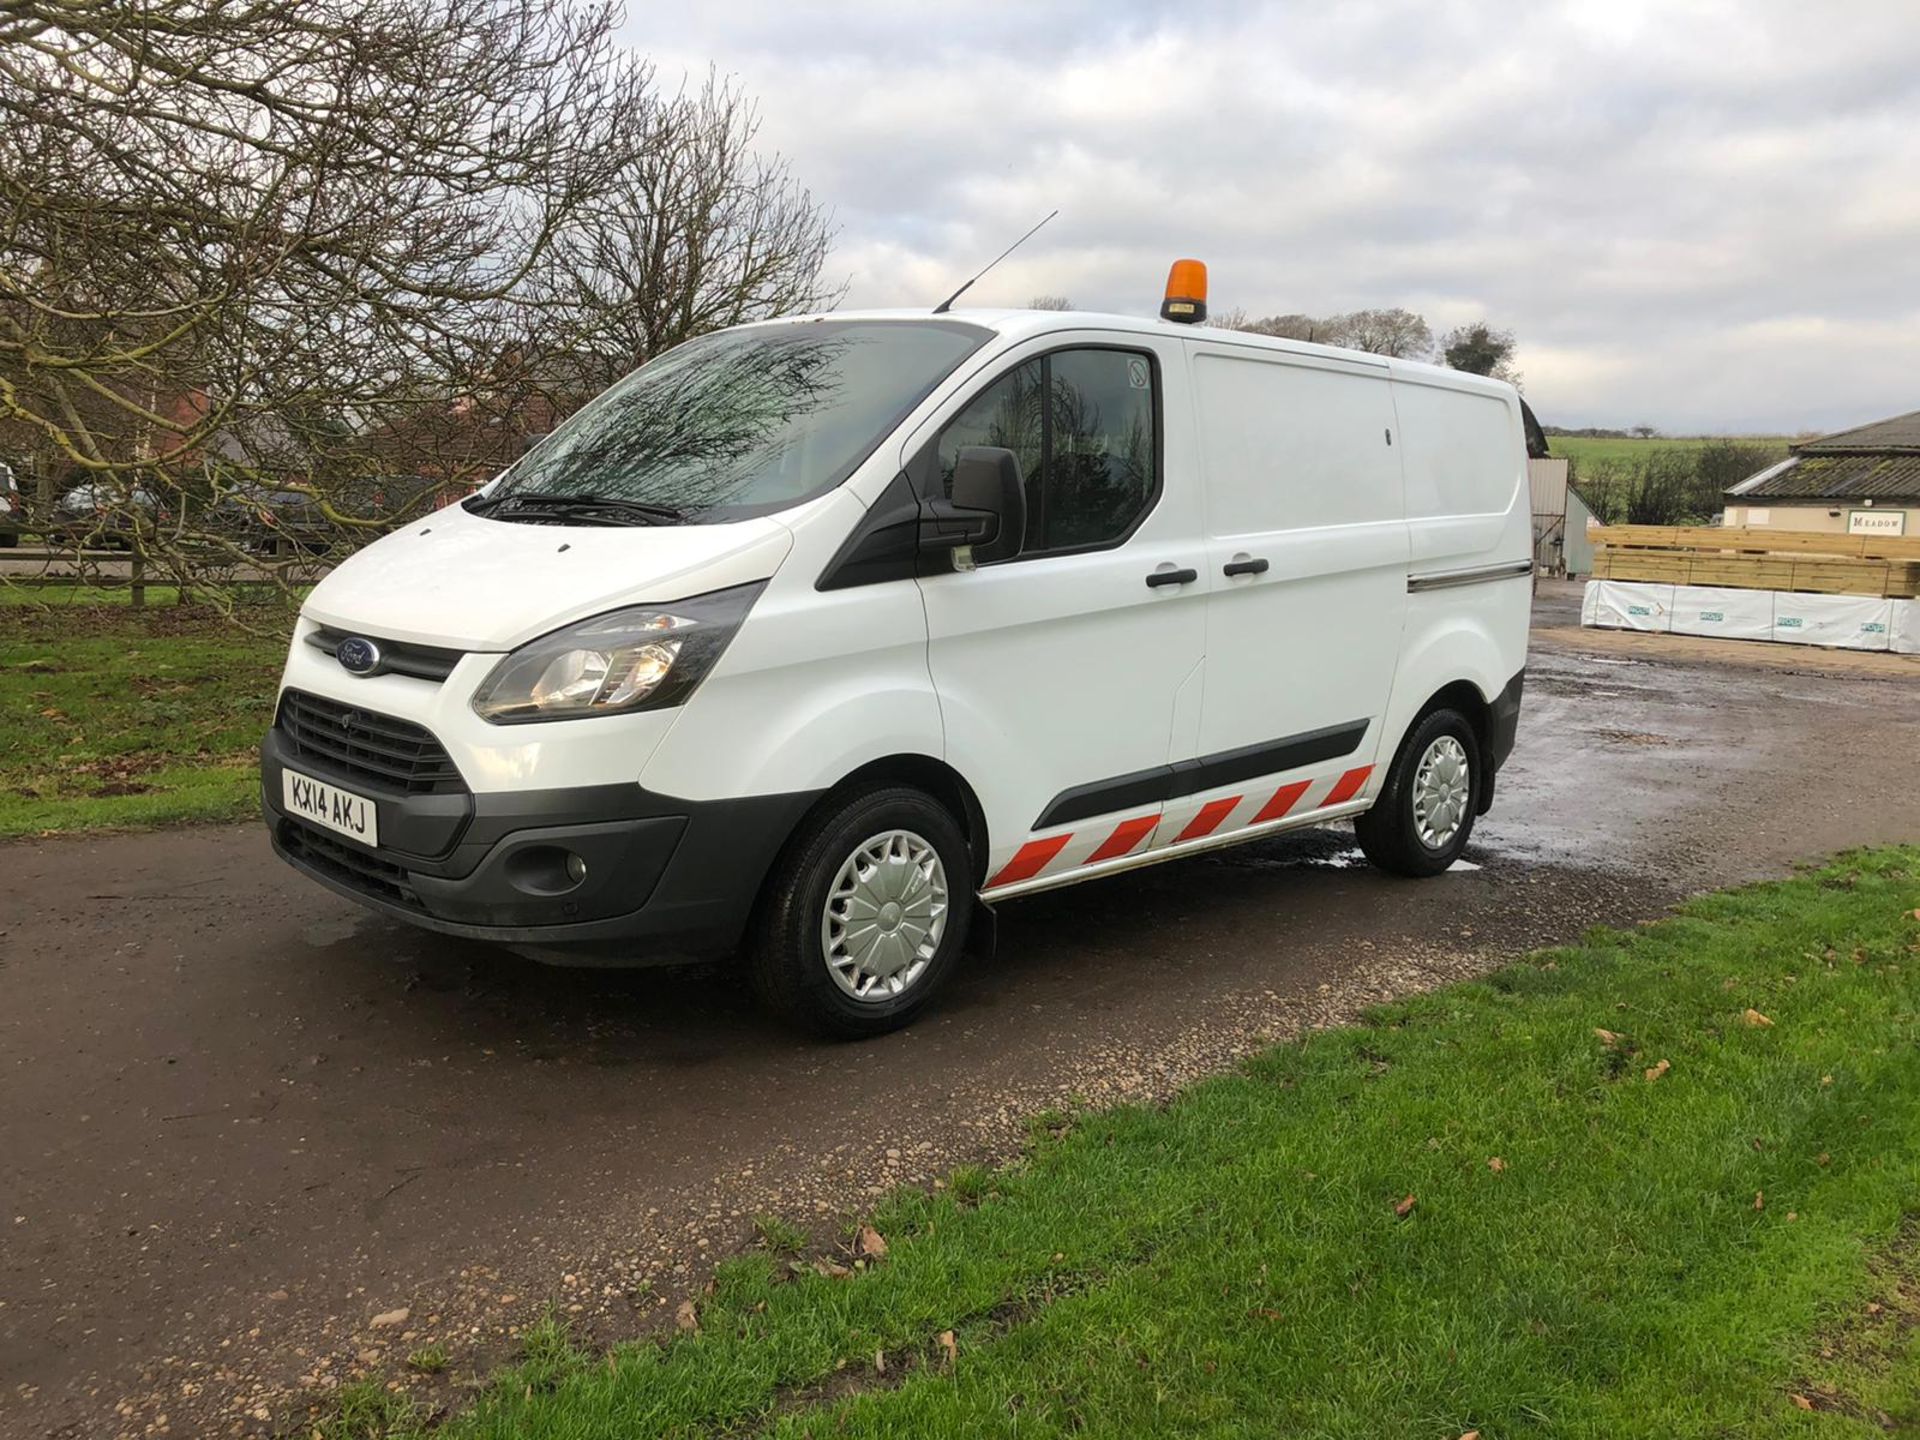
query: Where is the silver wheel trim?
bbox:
[1411,734,1472,850]
[820,829,949,1004]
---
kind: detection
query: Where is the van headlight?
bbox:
[470,582,765,723]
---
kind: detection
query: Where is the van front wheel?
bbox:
[1354,709,1479,878]
[749,784,972,1039]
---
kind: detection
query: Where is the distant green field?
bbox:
[1548,435,1793,468]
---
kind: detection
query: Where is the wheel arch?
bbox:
[1417,679,1492,755]
[780,752,992,891]
[837,754,991,888]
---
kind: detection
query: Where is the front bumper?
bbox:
[262,727,818,964]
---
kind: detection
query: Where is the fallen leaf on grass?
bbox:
[1790,1393,1815,1411]
[1743,1008,1774,1027]
[1594,1028,1621,1048]
[874,1349,886,1374]
[937,1330,957,1366]
[675,1299,699,1333]
[812,1259,851,1279]
[1487,1157,1506,1173]
[1818,1152,1831,1167]
[1461,1432,1481,1440]
[1644,1058,1670,1083]
[857,1225,888,1259]
[1394,1194,1417,1218]
[1754,1191,1765,1211]
[1249,1307,1284,1322]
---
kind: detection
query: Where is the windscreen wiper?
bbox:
[467,492,687,526]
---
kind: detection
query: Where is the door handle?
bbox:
[1223,555,1269,577]
[1145,566,1198,589]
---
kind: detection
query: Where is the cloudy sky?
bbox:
[630,1,1920,435]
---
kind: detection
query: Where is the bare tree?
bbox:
[1321,307,1433,359]
[1219,306,1438,359]
[0,1,834,613]
[1026,295,1073,311]
[535,72,840,392]
[1211,311,1321,341]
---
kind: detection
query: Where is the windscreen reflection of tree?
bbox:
[1045,378,1151,549]
[503,334,849,511]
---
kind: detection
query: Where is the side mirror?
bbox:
[945,445,1027,565]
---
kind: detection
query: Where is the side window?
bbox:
[1040,349,1156,552]
[936,360,1044,503]
[934,348,1158,558]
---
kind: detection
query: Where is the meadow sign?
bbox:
[1848,509,1906,536]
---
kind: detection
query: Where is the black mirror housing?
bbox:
[948,446,1026,564]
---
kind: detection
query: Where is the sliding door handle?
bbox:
[1145,566,1198,589]
[1223,555,1270,577]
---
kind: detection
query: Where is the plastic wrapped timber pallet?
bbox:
[1771,593,1894,651]
[1581,580,1673,632]
[1889,599,1920,656]
[1668,585,1774,642]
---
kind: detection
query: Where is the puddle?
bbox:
[1210,842,1480,874]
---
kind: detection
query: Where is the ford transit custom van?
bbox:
[264,285,1529,1036]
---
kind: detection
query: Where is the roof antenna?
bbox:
[932,210,1059,315]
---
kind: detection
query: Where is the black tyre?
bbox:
[1354,708,1480,878]
[748,784,973,1039]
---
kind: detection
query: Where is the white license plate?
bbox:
[282,768,380,848]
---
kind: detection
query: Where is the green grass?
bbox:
[0,605,283,836]
[310,849,1920,1439]
[0,582,191,606]
[1549,434,1792,468]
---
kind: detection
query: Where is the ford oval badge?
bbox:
[335,636,381,676]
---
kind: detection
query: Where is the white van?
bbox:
[264,295,1530,1036]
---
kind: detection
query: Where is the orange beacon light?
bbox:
[1160,259,1208,324]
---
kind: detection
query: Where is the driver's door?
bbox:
[908,335,1209,892]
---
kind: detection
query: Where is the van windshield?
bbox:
[477,320,989,524]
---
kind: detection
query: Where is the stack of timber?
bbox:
[1591,525,1920,598]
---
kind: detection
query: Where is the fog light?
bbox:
[503,845,589,897]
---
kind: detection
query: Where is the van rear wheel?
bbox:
[1354,708,1479,878]
[748,784,972,1039]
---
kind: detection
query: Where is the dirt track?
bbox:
[5,581,1920,1439]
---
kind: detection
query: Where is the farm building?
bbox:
[1562,485,1602,578]
[1724,408,1920,538]
[1528,455,1573,573]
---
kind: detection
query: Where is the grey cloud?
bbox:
[627,1,1920,432]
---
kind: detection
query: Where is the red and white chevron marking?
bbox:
[984,763,1375,891]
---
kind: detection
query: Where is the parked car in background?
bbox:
[263,267,1533,1038]
[0,462,23,547]
[213,475,445,555]
[50,481,170,548]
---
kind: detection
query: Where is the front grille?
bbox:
[276,689,466,795]
[305,626,464,682]
[279,820,423,910]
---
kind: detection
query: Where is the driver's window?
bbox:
[934,348,1159,559]
[936,360,1043,501]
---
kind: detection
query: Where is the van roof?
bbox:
[743,308,1518,399]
